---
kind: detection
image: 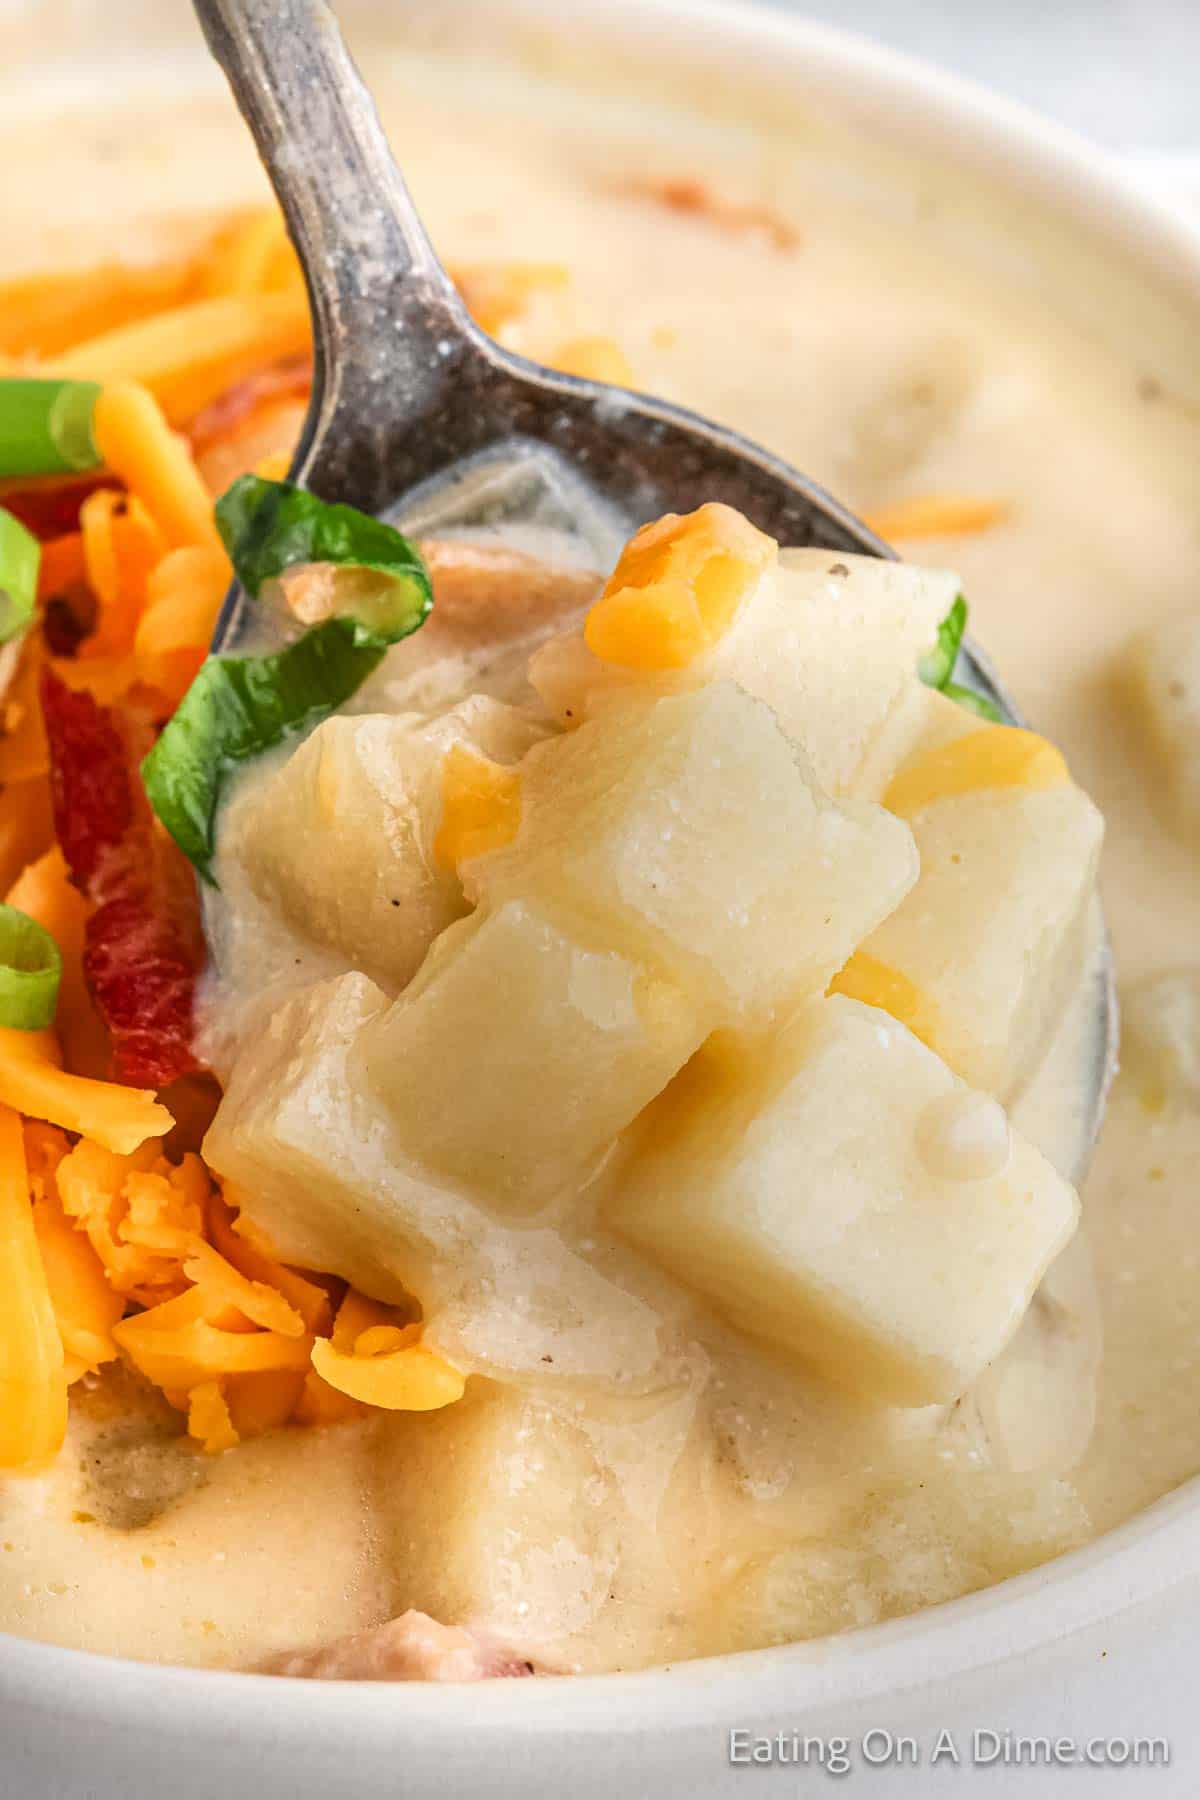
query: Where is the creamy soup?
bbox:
[0,22,1198,1677]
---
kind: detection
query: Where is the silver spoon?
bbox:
[191,0,1115,1173]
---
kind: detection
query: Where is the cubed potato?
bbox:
[607,995,1079,1406]
[217,697,547,991]
[1121,968,1200,1111]
[862,783,1103,1098]
[530,549,956,799]
[375,1373,738,1670]
[721,549,958,798]
[468,684,918,1025]
[374,1381,621,1648]
[202,972,458,1302]
[1127,605,1200,837]
[357,899,708,1208]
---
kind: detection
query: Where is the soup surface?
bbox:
[0,27,1198,1675]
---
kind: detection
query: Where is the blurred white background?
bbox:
[762,0,1200,151]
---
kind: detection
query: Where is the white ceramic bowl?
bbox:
[3,4,1200,1794]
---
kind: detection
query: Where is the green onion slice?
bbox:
[942,681,1003,723]
[215,475,431,623]
[144,477,433,883]
[0,508,40,644]
[0,903,62,1030]
[918,591,1003,722]
[918,593,967,690]
[0,379,102,479]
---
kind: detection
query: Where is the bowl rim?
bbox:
[5,0,1200,1739]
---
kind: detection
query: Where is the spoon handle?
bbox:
[192,0,470,499]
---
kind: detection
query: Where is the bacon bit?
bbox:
[863,494,1011,541]
[617,176,801,251]
[0,476,121,544]
[186,356,312,457]
[39,669,202,1088]
[264,1611,542,1682]
[36,533,97,658]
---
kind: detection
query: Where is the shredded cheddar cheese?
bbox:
[92,383,224,552]
[199,208,302,301]
[0,1026,171,1154]
[885,726,1069,818]
[829,952,940,1052]
[27,1126,124,1386]
[6,849,109,1079]
[187,1379,239,1454]
[0,1105,68,1470]
[46,290,312,425]
[864,495,1011,541]
[310,1333,465,1413]
[434,745,523,869]
[584,501,776,671]
[0,647,49,786]
[551,337,634,385]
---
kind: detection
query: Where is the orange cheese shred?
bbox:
[584,501,776,671]
[5,848,109,1080]
[884,726,1069,818]
[310,1335,466,1413]
[78,489,167,659]
[187,1380,239,1455]
[0,645,50,786]
[135,544,231,660]
[0,1027,171,1155]
[47,291,312,425]
[863,495,1011,541]
[27,1124,124,1386]
[434,745,522,869]
[828,952,941,1053]
[312,1289,463,1413]
[91,383,224,552]
[0,1105,68,1470]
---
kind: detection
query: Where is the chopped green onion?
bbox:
[0,903,62,1030]
[918,593,967,690]
[918,591,1002,721]
[0,379,102,479]
[942,681,1004,723]
[144,477,433,883]
[0,508,39,644]
[215,475,430,622]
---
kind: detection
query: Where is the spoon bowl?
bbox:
[192,0,1116,1172]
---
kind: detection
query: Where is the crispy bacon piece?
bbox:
[40,668,202,1088]
[616,175,801,251]
[0,476,121,543]
[186,357,312,457]
[263,1611,541,1683]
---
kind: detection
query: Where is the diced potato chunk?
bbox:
[202,972,455,1302]
[607,995,1079,1406]
[375,1381,621,1646]
[468,684,918,1025]
[531,548,956,798]
[357,900,707,1208]
[1121,968,1200,1110]
[863,784,1103,1098]
[217,697,546,992]
[1127,605,1200,836]
[722,549,958,797]
[433,745,522,869]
